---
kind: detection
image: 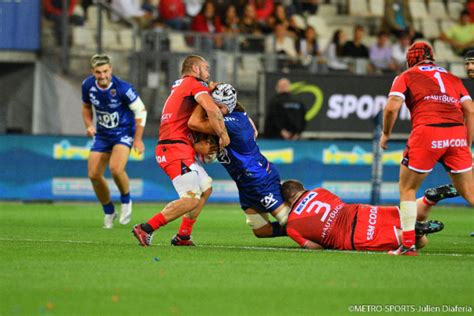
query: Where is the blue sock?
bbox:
[102,202,115,215]
[120,192,131,204]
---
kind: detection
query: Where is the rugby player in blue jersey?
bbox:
[82,54,147,229]
[188,83,289,237]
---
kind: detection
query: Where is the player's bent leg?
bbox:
[450,171,474,206]
[245,208,272,237]
[110,145,133,225]
[415,236,428,250]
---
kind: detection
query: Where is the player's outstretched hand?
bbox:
[379,134,389,149]
[133,139,145,154]
[86,126,96,137]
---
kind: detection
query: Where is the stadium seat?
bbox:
[318,4,338,17]
[368,0,384,17]
[433,39,458,62]
[306,15,330,37]
[409,0,429,20]
[427,0,449,21]
[348,0,370,17]
[72,27,95,49]
[447,2,465,21]
[421,20,441,40]
[449,62,467,78]
[291,14,306,30]
[168,32,192,53]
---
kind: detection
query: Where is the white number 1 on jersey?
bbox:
[434,71,446,93]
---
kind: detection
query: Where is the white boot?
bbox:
[103,213,117,229]
[119,200,132,225]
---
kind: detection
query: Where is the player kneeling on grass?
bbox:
[282,179,444,254]
[189,83,290,237]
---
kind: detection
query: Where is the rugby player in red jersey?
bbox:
[282,180,443,252]
[380,42,474,255]
[132,55,230,247]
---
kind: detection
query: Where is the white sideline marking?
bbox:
[1,237,473,257]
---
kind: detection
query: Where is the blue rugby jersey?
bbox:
[81,75,138,136]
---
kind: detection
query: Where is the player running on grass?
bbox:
[380,42,474,255]
[281,179,444,253]
[188,83,290,238]
[82,54,147,229]
[132,55,230,247]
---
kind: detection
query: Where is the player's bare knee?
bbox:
[416,236,428,249]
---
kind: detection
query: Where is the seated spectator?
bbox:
[158,0,189,30]
[222,4,240,51]
[342,25,369,58]
[392,32,411,72]
[265,22,298,69]
[185,0,204,19]
[239,3,264,52]
[262,3,288,34]
[111,0,152,28]
[251,0,274,24]
[43,0,84,46]
[191,0,223,50]
[324,29,350,71]
[264,78,307,140]
[440,10,474,56]
[297,25,320,66]
[382,0,413,38]
[287,14,304,40]
[467,0,474,23]
[369,31,398,74]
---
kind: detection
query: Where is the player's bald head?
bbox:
[181,55,207,75]
[281,179,305,204]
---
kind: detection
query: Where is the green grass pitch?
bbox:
[1,202,473,316]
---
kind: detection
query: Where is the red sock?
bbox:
[178,217,196,237]
[422,196,436,206]
[402,230,416,248]
[147,213,168,230]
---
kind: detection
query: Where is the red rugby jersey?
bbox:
[286,188,357,249]
[389,63,471,129]
[159,76,210,145]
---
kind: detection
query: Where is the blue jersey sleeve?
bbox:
[116,78,138,106]
[81,77,92,104]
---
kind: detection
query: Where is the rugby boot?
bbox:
[132,224,153,247]
[415,220,444,238]
[424,184,459,203]
[119,200,132,225]
[171,234,196,246]
[388,244,418,256]
[103,213,117,229]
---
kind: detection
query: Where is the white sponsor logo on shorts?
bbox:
[431,138,467,149]
[120,136,133,145]
[260,192,278,209]
[156,155,167,164]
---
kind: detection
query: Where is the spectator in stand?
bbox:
[158,0,190,30]
[342,24,369,58]
[265,22,298,70]
[392,32,411,72]
[251,0,274,24]
[324,29,350,72]
[191,0,223,50]
[262,3,288,34]
[43,0,84,46]
[383,0,413,38]
[467,0,474,23]
[264,78,307,140]
[440,10,474,56]
[222,4,240,51]
[214,0,235,17]
[297,25,320,66]
[287,14,304,40]
[369,30,397,74]
[185,0,204,19]
[239,3,264,52]
[110,0,153,28]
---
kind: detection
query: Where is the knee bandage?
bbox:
[245,213,270,230]
[273,206,290,225]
